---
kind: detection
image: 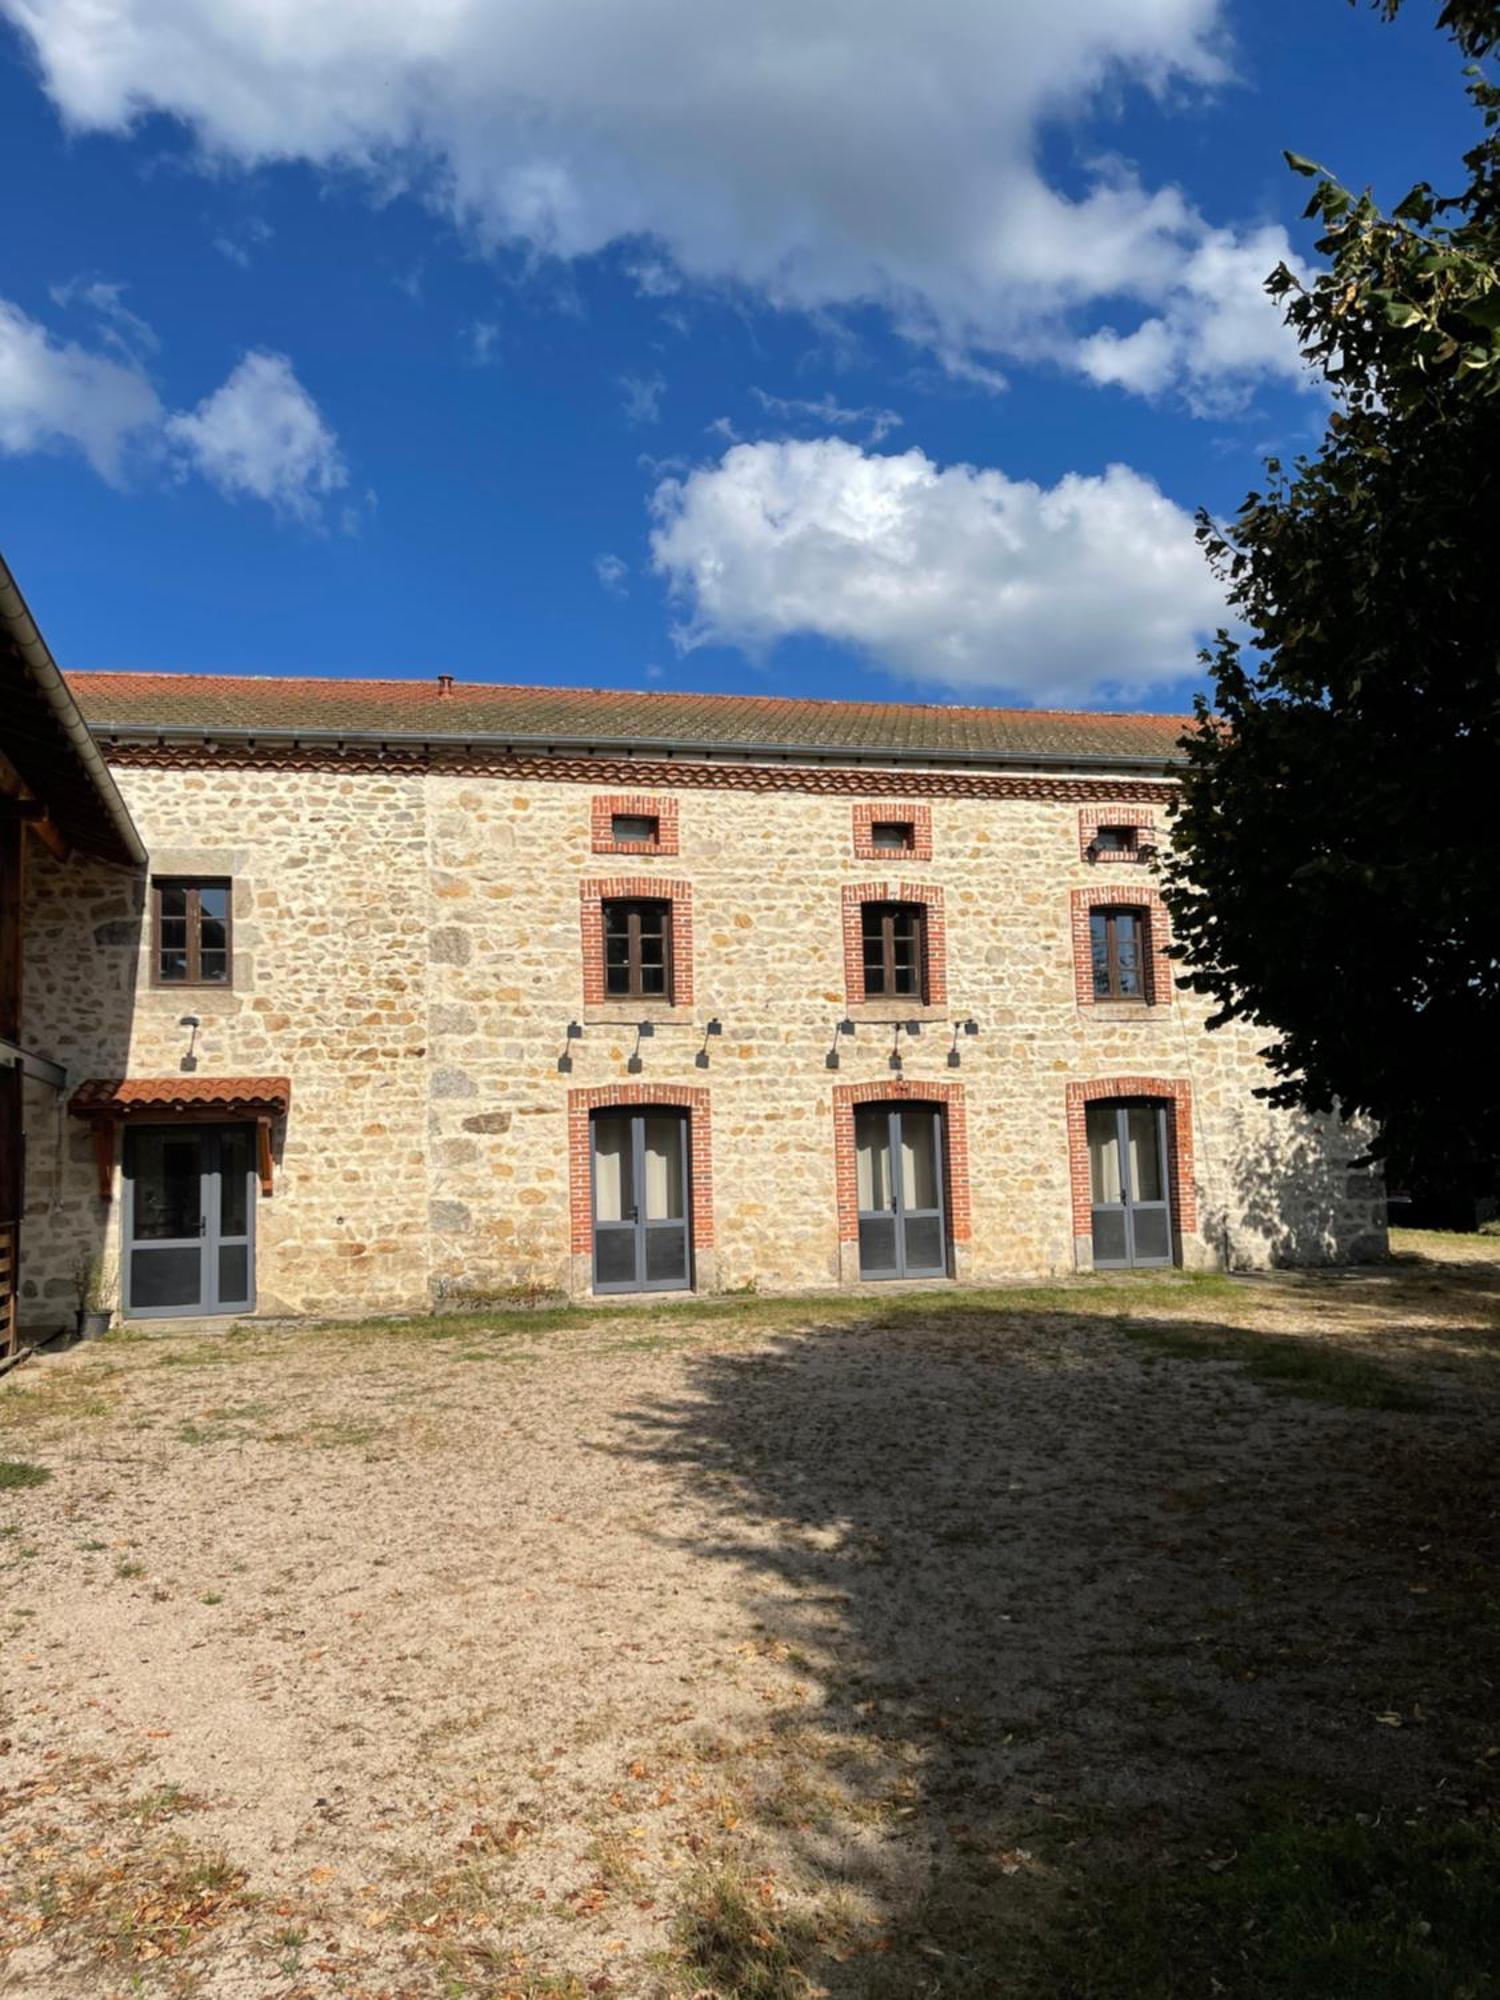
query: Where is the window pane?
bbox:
[592,1115,634,1223]
[218,1244,250,1304]
[1126,1107,1164,1204]
[1094,827,1134,852]
[612,814,657,844]
[1090,910,1112,998]
[1086,1104,1123,1205]
[1091,1207,1129,1266]
[855,1107,891,1212]
[158,885,189,921]
[594,1228,637,1286]
[858,1213,899,1277]
[1115,912,1143,997]
[130,1246,202,1310]
[198,950,228,984]
[642,1115,685,1221]
[129,1131,203,1239]
[644,1224,689,1286]
[903,1212,945,1274]
[219,1127,252,1236]
[158,948,189,982]
[1132,1207,1172,1264]
[900,1112,938,1211]
[871,821,911,850]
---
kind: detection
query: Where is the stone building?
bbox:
[15,667,1385,1332]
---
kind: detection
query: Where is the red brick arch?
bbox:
[1065,1076,1197,1240]
[568,1083,714,1256]
[831,1079,971,1246]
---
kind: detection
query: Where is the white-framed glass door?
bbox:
[122,1123,257,1317]
[590,1108,692,1293]
[854,1103,949,1279]
[1086,1101,1173,1268]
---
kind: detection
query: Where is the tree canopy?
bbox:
[1163,1,1500,1191]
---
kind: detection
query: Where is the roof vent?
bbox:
[436,673,455,697]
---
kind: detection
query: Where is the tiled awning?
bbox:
[68,1077,291,1199]
[69,1076,291,1120]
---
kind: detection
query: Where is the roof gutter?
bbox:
[87,718,1184,779]
[0,554,147,867]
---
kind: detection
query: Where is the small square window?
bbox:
[1092,826,1137,855]
[611,812,659,846]
[869,820,915,853]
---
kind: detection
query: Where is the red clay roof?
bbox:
[67,672,1189,766]
[69,1077,291,1118]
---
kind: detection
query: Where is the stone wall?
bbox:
[17,758,1385,1328]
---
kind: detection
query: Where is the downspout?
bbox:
[0,550,147,867]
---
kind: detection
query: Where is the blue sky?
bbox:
[0,0,1475,714]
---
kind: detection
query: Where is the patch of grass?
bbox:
[1030,1811,1500,1999]
[115,1559,146,1579]
[672,1863,822,2000]
[1125,1322,1431,1411]
[0,1457,51,1489]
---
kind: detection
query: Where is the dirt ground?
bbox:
[2,1233,1498,1999]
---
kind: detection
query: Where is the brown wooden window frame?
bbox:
[1090,905,1148,1002]
[861,900,927,1002]
[602,896,674,1003]
[152,877,233,988]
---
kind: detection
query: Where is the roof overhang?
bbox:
[86,718,1183,780]
[0,554,145,868]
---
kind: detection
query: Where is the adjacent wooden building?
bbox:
[0,553,143,1358]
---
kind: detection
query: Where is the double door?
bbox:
[590,1108,691,1292]
[855,1103,949,1279]
[123,1124,256,1317]
[1086,1100,1173,1267]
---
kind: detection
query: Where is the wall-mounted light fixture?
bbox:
[947,1017,981,1068]
[627,1018,655,1074]
[695,1017,724,1070]
[179,1014,201,1074]
[557,1018,584,1074]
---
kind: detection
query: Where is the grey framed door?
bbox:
[590,1108,692,1293]
[1086,1101,1173,1268]
[122,1124,256,1317]
[855,1103,948,1279]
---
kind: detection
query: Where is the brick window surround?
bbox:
[841,881,948,1009]
[568,1083,714,1255]
[1070,887,1172,1008]
[853,802,933,862]
[592,793,680,856]
[1065,1076,1198,1240]
[580,876,694,1008]
[1079,805,1156,863]
[832,1079,971,1246]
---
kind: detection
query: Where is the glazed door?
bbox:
[590,1108,691,1293]
[855,1104,948,1279]
[1086,1101,1173,1268]
[123,1124,256,1317]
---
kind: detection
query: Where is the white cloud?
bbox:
[0,296,162,481]
[465,319,502,365]
[649,438,1224,704]
[0,0,1309,407]
[751,387,903,444]
[166,350,348,520]
[48,275,159,358]
[594,551,629,595]
[619,371,666,425]
[212,216,273,268]
[1076,224,1315,414]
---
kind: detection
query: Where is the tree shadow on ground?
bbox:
[615,1290,1500,1997]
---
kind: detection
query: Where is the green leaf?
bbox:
[1284,150,1324,178]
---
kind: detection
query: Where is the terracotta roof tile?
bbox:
[69,1076,292,1118]
[67,672,1188,766]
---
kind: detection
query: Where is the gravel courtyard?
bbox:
[2,1236,1498,1999]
